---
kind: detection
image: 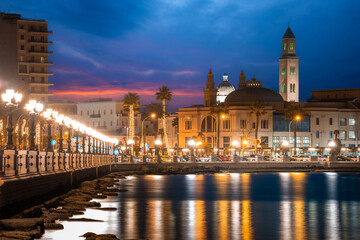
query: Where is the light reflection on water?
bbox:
[42,172,360,240]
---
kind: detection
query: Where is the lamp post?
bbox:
[232,140,239,156]
[1,89,22,150]
[188,139,195,156]
[55,114,65,152]
[127,139,134,156]
[142,113,156,156]
[328,140,336,156]
[73,123,80,154]
[87,135,92,154]
[155,139,162,162]
[25,100,44,151]
[281,140,289,156]
[64,117,72,153]
[241,139,248,157]
[42,108,53,152]
[288,115,301,156]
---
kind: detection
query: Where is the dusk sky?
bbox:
[2,0,360,111]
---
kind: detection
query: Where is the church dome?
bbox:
[225,86,284,104]
[217,74,235,102]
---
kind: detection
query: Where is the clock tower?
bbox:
[279,26,299,102]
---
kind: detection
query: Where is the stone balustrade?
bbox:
[0,150,121,177]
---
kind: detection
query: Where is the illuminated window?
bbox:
[290,67,296,75]
[303,137,310,147]
[273,136,279,147]
[281,136,287,142]
[349,118,355,126]
[281,83,286,93]
[261,120,268,129]
[292,84,296,93]
[329,131,333,138]
[340,131,346,140]
[340,118,347,126]
[283,43,287,50]
[240,120,246,129]
[349,131,355,139]
[223,136,230,148]
[223,120,230,129]
[185,121,192,130]
[290,43,294,50]
[281,68,286,75]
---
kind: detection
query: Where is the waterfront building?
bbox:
[75,98,141,146]
[178,27,360,153]
[0,13,53,104]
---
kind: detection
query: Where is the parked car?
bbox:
[179,156,189,162]
[217,156,231,161]
[337,155,352,161]
[161,156,172,162]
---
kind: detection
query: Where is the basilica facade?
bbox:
[178,27,360,153]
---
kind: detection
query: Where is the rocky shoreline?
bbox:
[0,171,132,240]
[1,163,360,239]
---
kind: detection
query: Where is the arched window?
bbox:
[201,116,216,132]
[281,82,286,93]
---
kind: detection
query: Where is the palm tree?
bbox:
[172,117,179,154]
[144,102,163,140]
[249,102,267,154]
[284,104,306,155]
[156,86,172,155]
[210,101,229,153]
[123,92,140,154]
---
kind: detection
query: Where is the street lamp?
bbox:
[232,140,239,156]
[1,89,22,149]
[25,100,44,150]
[63,117,72,153]
[155,139,162,159]
[196,141,202,156]
[281,140,289,156]
[42,108,53,152]
[188,139,195,156]
[328,140,336,156]
[55,113,65,152]
[142,113,156,155]
[241,139,248,157]
[127,139,134,155]
[288,115,301,156]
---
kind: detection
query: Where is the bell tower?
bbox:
[238,70,246,89]
[203,68,218,107]
[279,26,299,102]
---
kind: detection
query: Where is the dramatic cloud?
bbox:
[2,0,360,110]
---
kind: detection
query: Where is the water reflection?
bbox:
[41,173,360,240]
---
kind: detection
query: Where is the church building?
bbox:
[178,27,360,154]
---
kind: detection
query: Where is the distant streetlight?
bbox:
[155,139,162,157]
[1,89,22,150]
[289,115,301,155]
[232,140,239,156]
[281,140,289,156]
[241,139,248,156]
[188,139,196,156]
[42,108,54,152]
[142,113,156,155]
[25,100,44,150]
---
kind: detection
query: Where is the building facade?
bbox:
[0,13,53,103]
[178,27,360,154]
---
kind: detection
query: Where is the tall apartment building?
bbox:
[0,12,53,104]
